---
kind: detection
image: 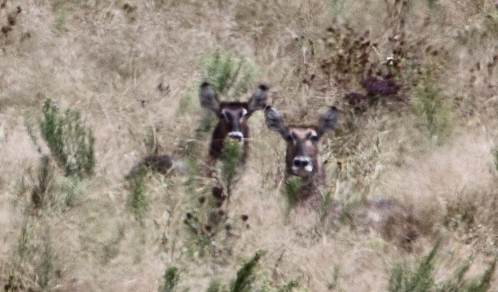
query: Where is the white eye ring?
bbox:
[310,130,318,141]
[220,109,228,119]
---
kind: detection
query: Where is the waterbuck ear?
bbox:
[264,106,288,138]
[247,84,269,114]
[199,82,220,113]
[316,106,338,138]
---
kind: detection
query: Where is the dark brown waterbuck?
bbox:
[199,82,269,166]
[265,106,421,250]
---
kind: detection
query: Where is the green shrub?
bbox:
[199,49,258,101]
[319,189,332,222]
[388,238,497,292]
[388,239,439,292]
[6,222,58,291]
[229,251,264,292]
[492,147,498,172]
[159,266,180,292]
[31,155,55,209]
[283,176,302,218]
[37,227,54,290]
[53,8,66,34]
[329,0,347,18]
[127,165,148,224]
[216,139,243,200]
[411,72,453,144]
[39,98,95,178]
[206,279,222,292]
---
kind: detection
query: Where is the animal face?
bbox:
[217,103,250,142]
[265,106,337,176]
[284,127,320,175]
[199,82,269,161]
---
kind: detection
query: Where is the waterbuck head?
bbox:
[199,82,269,163]
[264,106,337,177]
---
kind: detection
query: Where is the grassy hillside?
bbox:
[1,0,498,291]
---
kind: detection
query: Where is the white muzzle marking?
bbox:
[292,156,313,173]
[228,131,244,145]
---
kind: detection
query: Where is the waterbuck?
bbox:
[199,82,269,166]
[264,106,338,203]
[265,106,421,250]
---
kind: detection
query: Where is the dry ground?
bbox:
[2,0,498,291]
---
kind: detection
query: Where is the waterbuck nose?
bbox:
[293,156,311,168]
[228,131,244,141]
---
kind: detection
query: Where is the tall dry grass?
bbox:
[1,0,498,291]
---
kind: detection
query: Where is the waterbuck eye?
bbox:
[219,110,229,120]
[285,134,293,142]
[310,134,319,142]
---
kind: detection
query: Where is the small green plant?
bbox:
[216,139,243,200]
[16,221,33,262]
[426,0,439,9]
[329,0,347,18]
[319,189,332,222]
[6,222,59,291]
[182,181,249,260]
[199,250,302,291]
[39,98,95,178]
[57,175,83,209]
[5,222,35,291]
[182,184,229,257]
[436,255,497,292]
[37,227,54,290]
[100,224,126,265]
[159,266,180,292]
[492,147,498,172]
[127,165,148,224]
[229,251,264,292]
[200,49,258,101]
[154,0,166,8]
[327,265,341,290]
[53,8,66,34]
[283,176,302,214]
[30,155,55,209]
[412,72,453,144]
[388,239,439,292]
[277,278,300,292]
[206,279,222,292]
[388,238,497,292]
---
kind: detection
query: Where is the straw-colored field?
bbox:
[2,0,498,291]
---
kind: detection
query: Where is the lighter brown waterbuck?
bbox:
[199,82,269,166]
[264,105,338,204]
[265,106,422,250]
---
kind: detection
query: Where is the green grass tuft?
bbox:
[200,49,258,101]
[39,98,95,178]
[412,71,453,144]
[283,176,302,212]
[216,139,243,199]
[230,250,264,292]
[159,266,180,292]
[127,165,149,224]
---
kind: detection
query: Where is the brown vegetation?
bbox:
[1,0,498,291]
